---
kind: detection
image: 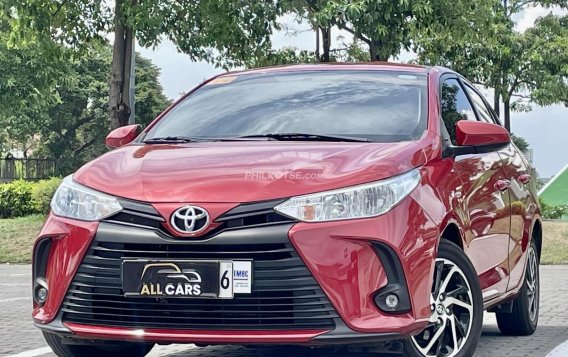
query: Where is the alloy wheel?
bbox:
[411,258,474,357]
[526,246,539,322]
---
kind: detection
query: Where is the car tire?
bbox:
[404,240,483,357]
[43,331,154,357]
[496,239,539,336]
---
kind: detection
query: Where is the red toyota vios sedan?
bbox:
[33,63,541,357]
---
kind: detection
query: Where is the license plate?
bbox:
[122,259,251,299]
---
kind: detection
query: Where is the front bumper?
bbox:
[37,317,401,345]
[33,194,438,345]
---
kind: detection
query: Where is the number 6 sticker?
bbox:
[218,261,233,298]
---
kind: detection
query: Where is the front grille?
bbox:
[103,198,295,237]
[61,234,338,330]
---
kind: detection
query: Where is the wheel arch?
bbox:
[532,219,543,259]
[440,222,465,251]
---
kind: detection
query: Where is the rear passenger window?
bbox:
[464,84,494,123]
[440,79,476,144]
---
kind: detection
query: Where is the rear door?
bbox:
[495,143,535,292]
[440,76,511,299]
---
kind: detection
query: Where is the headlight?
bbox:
[274,168,421,222]
[51,176,122,221]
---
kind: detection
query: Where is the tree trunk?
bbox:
[315,27,320,60]
[109,0,133,130]
[319,27,331,62]
[369,40,387,61]
[503,98,511,132]
[493,90,500,117]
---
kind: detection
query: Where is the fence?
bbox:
[0,158,58,182]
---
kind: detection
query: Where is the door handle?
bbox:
[518,173,531,184]
[495,179,510,191]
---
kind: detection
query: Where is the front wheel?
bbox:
[404,240,483,357]
[43,331,154,357]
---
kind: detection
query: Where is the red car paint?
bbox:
[33,63,541,345]
[456,120,511,147]
[105,124,142,149]
[32,214,98,322]
[288,195,439,336]
[72,141,427,203]
[64,323,327,344]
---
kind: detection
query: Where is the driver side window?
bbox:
[441,79,476,144]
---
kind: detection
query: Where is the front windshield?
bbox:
[146,70,428,142]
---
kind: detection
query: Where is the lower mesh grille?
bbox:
[61,239,338,330]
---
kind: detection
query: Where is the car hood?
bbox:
[74,141,426,203]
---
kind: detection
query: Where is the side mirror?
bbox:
[105,124,142,149]
[450,121,510,156]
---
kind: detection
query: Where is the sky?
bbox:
[138,7,568,178]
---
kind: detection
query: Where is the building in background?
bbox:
[539,163,568,220]
[523,148,534,164]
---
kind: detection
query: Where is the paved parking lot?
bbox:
[1,265,567,357]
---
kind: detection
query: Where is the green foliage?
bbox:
[0,17,73,153]
[4,0,281,70]
[524,14,568,107]
[0,33,171,174]
[540,197,568,220]
[511,134,530,153]
[247,48,318,67]
[284,0,496,61]
[416,2,568,130]
[0,180,36,218]
[134,54,172,126]
[0,178,62,218]
[31,177,62,214]
[131,1,281,69]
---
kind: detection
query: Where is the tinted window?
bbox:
[146,71,428,142]
[440,79,476,143]
[464,84,494,123]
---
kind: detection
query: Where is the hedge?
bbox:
[0,178,62,219]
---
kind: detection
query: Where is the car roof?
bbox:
[218,62,436,78]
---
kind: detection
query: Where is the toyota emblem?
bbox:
[170,206,210,234]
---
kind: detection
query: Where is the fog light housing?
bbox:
[36,287,48,302]
[34,278,48,305]
[385,294,399,308]
[33,238,51,306]
[372,242,411,314]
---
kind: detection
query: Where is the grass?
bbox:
[541,221,568,265]
[0,215,567,265]
[0,214,45,263]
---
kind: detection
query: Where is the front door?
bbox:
[440,76,511,299]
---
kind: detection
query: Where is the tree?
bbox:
[0,36,170,174]
[288,0,497,61]
[0,15,73,155]
[246,48,318,68]
[281,1,332,62]
[525,14,568,107]
[511,134,530,152]
[38,45,112,173]
[416,1,568,131]
[23,44,171,174]
[4,0,281,129]
[134,54,172,127]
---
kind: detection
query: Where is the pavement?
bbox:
[1,264,567,357]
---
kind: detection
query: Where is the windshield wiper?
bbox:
[143,136,200,144]
[236,133,371,142]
